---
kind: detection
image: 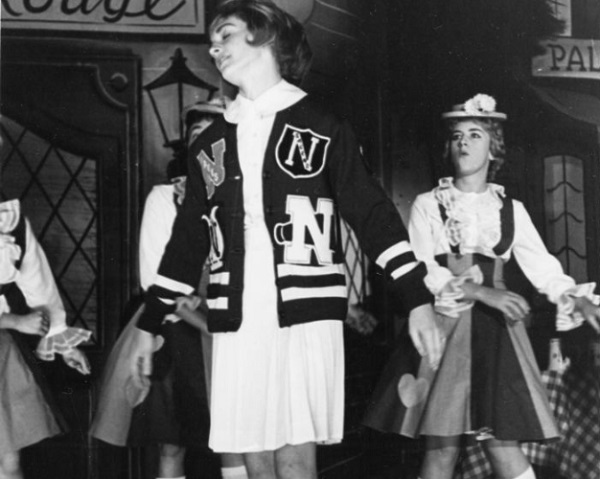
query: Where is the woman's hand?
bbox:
[175,295,209,334]
[2,310,50,336]
[572,297,600,333]
[175,295,202,312]
[408,303,445,370]
[462,282,530,323]
[345,303,378,335]
[63,348,91,375]
[129,329,156,390]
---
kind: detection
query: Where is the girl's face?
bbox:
[209,15,268,87]
[449,120,492,180]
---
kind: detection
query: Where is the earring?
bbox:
[488,152,495,161]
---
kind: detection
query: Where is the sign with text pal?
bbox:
[1,0,205,35]
[532,38,600,80]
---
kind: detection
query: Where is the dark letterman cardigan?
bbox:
[137,96,432,334]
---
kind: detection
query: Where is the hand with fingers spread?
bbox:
[462,282,530,324]
[63,348,91,375]
[572,296,600,334]
[129,328,155,390]
[408,303,445,370]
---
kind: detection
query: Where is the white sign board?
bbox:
[1,0,205,35]
[532,38,600,80]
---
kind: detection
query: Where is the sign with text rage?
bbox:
[1,0,205,35]
[532,38,600,80]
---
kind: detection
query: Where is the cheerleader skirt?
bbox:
[90,305,210,447]
[0,330,66,456]
[363,253,559,442]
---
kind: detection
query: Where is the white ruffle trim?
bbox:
[36,326,92,360]
[426,265,484,318]
[555,282,600,331]
[434,178,505,255]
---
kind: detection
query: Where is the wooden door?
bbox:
[1,37,141,479]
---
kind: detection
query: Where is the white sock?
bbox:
[513,466,536,479]
[221,465,248,478]
[156,476,185,479]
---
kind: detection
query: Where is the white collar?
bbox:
[224,80,306,124]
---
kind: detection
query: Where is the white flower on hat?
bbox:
[463,94,497,116]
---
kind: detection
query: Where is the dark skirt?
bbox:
[0,330,67,456]
[90,306,210,448]
[128,320,210,447]
[363,253,559,442]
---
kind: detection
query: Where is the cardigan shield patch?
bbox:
[275,124,330,179]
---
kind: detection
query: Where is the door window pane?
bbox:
[543,154,587,282]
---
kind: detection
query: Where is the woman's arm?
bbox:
[16,218,67,335]
[16,219,91,363]
[0,310,50,335]
[511,201,600,331]
[460,282,530,323]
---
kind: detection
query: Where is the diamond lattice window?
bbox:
[341,220,370,305]
[1,116,98,342]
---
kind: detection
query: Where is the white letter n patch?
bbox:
[274,195,335,265]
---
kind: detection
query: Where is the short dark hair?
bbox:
[210,0,312,85]
[444,118,506,181]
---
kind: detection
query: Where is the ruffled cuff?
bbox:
[36,326,92,361]
[426,265,484,318]
[556,282,600,331]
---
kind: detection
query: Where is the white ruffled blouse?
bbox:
[408,178,598,330]
[0,199,91,359]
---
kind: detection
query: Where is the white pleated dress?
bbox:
[208,81,345,453]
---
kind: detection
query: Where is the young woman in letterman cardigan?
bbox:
[0,199,91,479]
[363,94,600,479]
[129,1,443,478]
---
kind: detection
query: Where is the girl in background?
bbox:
[91,99,247,479]
[0,198,91,479]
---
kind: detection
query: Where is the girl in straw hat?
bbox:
[364,94,600,479]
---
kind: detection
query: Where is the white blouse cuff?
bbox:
[555,282,600,331]
[426,265,484,318]
[424,266,455,296]
[36,326,92,360]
